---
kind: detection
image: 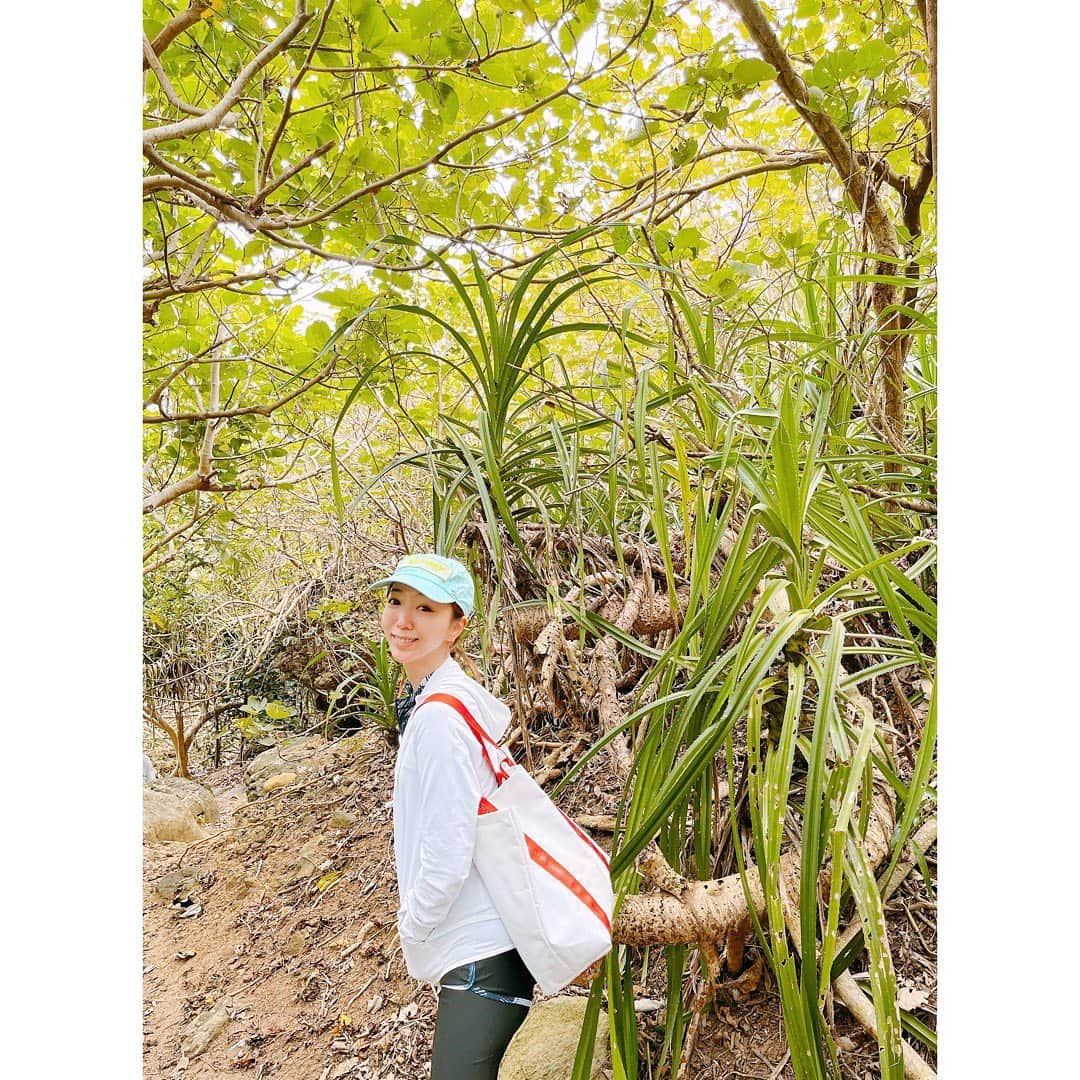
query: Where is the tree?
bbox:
[144,1,935,564]
[143,3,937,1076]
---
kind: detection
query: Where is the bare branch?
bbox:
[143,34,208,117]
[724,0,907,444]
[143,493,215,562]
[143,2,314,147]
[143,1,211,70]
[144,355,337,425]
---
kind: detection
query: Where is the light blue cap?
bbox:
[370,553,476,616]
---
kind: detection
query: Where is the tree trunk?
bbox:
[724,0,909,445]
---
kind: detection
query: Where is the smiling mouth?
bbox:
[391,633,419,646]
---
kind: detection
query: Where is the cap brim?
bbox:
[369,572,458,606]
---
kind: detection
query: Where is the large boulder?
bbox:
[243,735,327,801]
[499,996,610,1080]
[143,776,220,844]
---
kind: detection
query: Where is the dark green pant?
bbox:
[431,949,536,1079]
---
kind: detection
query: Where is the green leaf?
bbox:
[265,702,297,721]
[305,321,332,350]
[671,227,704,259]
[671,136,698,169]
[435,80,459,126]
[732,58,777,85]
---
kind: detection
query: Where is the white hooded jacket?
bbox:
[392,656,516,985]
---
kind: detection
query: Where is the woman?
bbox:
[371,552,536,1079]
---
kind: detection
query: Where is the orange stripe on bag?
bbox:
[524,835,611,932]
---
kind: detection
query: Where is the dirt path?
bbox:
[142,743,445,1079]
[142,731,928,1078]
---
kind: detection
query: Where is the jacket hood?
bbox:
[415,657,512,742]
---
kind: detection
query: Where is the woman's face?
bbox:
[381,583,466,678]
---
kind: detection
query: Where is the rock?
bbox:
[144,777,219,844]
[181,997,231,1058]
[330,811,357,829]
[284,932,306,957]
[244,736,326,800]
[263,771,298,793]
[499,996,609,1080]
[153,869,200,903]
[143,753,159,782]
[292,837,320,880]
[228,874,259,900]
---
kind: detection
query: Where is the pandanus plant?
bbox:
[331,240,936,1077]
[547,263,935,1078]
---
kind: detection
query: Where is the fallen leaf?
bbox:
[316,870,342,893]
[897,985,930,1010]
[717,955,764,1003]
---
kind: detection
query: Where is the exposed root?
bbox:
[615,785,896,946]
[594,579,647,775]
[828,819,938,1080]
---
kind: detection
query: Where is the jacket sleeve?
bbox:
[398,702,483,942]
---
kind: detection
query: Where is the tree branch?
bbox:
[143,2,313,147]
[144,354,337,424]
[143,1,211,70]
[260,0,656,231]
[724,0,907,445]
[143,467,325,515]
[258,0,337,190]
[916,0,937,173]
[143,492,212,561]
[142,263,289,304]
[143,33,208,117]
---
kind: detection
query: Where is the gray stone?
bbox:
[181,997,231,1058]
[153,869,200,903]
[243,736,327,801]
[143,777,219,844]
[499,996,609,1080]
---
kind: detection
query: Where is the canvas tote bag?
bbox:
[421,693,614,995]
